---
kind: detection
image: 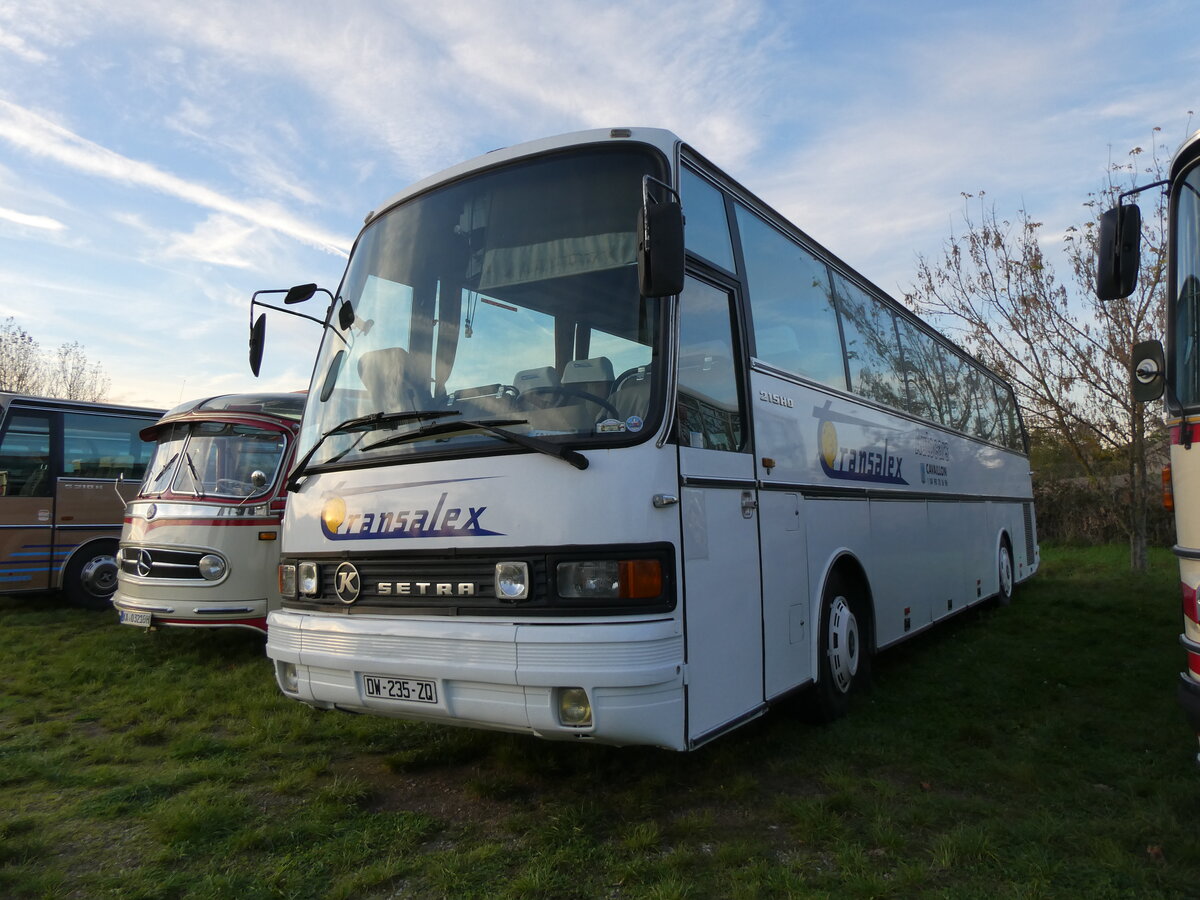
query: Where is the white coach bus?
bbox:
[255,127,1038,750]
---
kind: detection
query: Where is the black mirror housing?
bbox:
[285,283,319,305]
[637,200,685,298]
[1131,339,1166,403]
[249,313,267,377]
[1096,204,1142,300]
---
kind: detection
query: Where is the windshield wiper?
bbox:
[358,418,589,470]
[181,451,205,498]
[286,410,461,491]
[148,452,180,490]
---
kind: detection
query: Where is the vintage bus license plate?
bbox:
[118,610,153,627]
[362,673,438,704]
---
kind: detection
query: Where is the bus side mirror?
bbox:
[638,200,685,298]
[1096,204,1142,300]
[285,283,318,304]
[1131,339,1165,403]
[249,313,267,377]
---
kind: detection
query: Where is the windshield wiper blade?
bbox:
[360,418,589,471]
[182,451,205,498]
[286,409,461,491]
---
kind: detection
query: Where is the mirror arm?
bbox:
[1118,178,1169,203]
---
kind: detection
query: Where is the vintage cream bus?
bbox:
[112,392,304,633]
[0,392,160,607]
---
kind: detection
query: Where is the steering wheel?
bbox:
[518,385,620,418]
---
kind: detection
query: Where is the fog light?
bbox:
[495,561,529,601]
[298,561,320,596]
[558,687,592,727]
[279,563,297,599]
[277,661,299,694]
[198,554,227,581]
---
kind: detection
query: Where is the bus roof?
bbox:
[0,392,162,417]
[144,392,306,440]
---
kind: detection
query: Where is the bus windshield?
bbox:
[297,146,665,470]
[1173,160,1200,407]
[140,422,288,499]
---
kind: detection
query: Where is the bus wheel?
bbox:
[996,539,1014,606]
[63,541,119,610]
[808,572,871,723]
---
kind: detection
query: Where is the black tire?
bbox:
[808,571,871,723]
[63,540,120,609]
[996,538,1014,606]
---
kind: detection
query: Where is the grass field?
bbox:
[2,545,1198,899]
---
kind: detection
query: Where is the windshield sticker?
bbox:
[625,415,644,433]
[320,493,504,539]
[596,418,627,434]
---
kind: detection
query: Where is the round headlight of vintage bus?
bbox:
[198,554,227,581]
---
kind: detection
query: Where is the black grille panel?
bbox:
[120,547,205,580]
[283,544,674,617]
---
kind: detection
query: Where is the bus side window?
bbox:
[676,277,746,452]
[63,413,155,481]
[734,203,846,390]
[0,413,52,497]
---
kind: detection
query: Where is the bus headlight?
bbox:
[495,562,529,601]
[198,554,227,581]
[557,687,592,727]
[557,559,662,600]
[279,563,297,599]
[298,562,320,597]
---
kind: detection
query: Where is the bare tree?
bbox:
[47,341,111,402]
[904,135,1170,571]
[0,317,45,394]
[0,318,111,402]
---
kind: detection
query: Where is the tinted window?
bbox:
[64,413,154,480]
[897,320,947,423]
[676,277,744,452]
[735,204,846,389]
[0,412,51,497]
[835,274,906,410]
[681,168,735,271]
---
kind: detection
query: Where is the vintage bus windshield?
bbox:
[297,146,665,470]
[1173,160,1200,407]
[141,422,288,499]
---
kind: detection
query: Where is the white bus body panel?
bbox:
[269,444,694,749]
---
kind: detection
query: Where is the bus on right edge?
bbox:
[1098,128,1200,762]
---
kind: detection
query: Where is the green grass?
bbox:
[1,545,1197,898]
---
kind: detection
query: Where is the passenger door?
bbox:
[675,275,764,743]
[0,410,55,592]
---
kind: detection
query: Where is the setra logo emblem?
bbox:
[334,562,361,605]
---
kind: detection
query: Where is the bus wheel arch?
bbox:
[808,555,874,723]
[996,532,1014,606]
[62,538,120,610]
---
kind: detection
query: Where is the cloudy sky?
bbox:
[0,0,1195,410]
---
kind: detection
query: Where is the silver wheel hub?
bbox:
[80,554,118,597]
[827,595,859,694]
[999,547,1013,596]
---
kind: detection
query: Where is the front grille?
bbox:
[283,544,675,617]
[120,547,205,580]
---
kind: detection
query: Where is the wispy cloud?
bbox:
[0,206,65,231]
[0,99,351,257]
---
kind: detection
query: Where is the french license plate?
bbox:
[362,673,438,704]
[119,610,152,627]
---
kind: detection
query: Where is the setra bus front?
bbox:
[113,393,305,634]
[263,130,691,747]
